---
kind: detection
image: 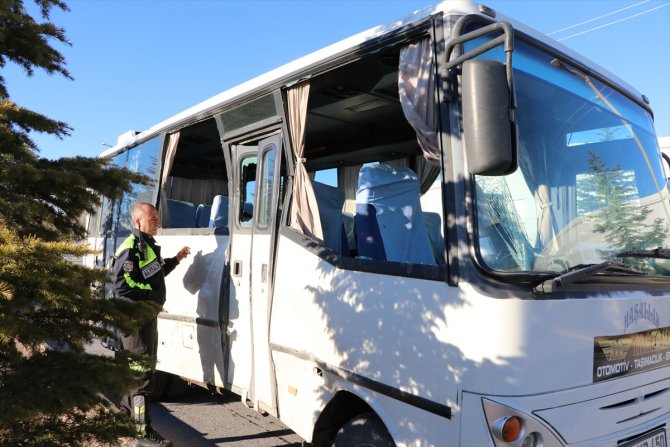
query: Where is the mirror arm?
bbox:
[442,16,514,111]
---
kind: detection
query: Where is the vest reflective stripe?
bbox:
[136,243,157,269]
[132,395,147,434]
[123,272,152,291]
[115,235,158,269]
[115,235,137,257]
[128,358,151,373]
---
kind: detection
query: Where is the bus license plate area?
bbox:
[622,428,667,447]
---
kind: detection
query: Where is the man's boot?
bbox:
[131,395,173,447]
[132,427,173,447]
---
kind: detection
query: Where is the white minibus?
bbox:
[84,2,670,445]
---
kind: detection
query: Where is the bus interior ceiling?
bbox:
[172,118,226,180]
[170,48,420,180]
[304,48,421,171]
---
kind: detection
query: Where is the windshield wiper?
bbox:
[533,260,644,294]
[616,247,670,259]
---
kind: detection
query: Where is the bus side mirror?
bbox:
[462,59,517,176]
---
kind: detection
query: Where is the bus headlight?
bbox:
[483,398,558,447]
[492,415,524,443]
[492,416,543,446]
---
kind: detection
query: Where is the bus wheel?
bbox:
[332,413,395,447]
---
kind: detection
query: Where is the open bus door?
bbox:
[228,133,282,415]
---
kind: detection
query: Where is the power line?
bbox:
[548,0,651,35]
[557,2,670,41]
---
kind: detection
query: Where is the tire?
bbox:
[332,413,395,447]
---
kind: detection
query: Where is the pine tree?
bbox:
[586,151,667,271]
[0,1,157,445]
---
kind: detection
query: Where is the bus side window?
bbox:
[312,180,346,254]
[307,162,444,265]
[118,138,161,236]
[355,164,436,265]
[239,156,257,228]
[288,43,446,266]
[159,118,229,230]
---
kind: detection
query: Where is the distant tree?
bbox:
[0,1,156,445]
[585,151,667,270]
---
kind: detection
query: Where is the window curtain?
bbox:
[518,140,558,254]
[159,132,180,227]
[339,165,361,214]
[169,177,226,204]
[399,38,441,166]
[288,82,323,241]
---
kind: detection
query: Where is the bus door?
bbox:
[249,133,282,416]
[227,145,256,400]
[229,134,282,415]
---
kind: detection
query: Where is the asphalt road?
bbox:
[86,340,305,447]
[150,386,305,447]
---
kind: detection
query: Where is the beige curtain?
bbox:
[169,177,226,204]
[288,82,323,241]
[518,140,558,254]
[159,132,180,227]
[536,183,557,252]
[339,165,361,214]
[399,38,440,165]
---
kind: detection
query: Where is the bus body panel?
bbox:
[248,134,283,415]
[227,226,253,394]
[227,144,258,398]
[461,370,670,446]
[449,283,670,395]
[270,233,460,439]
[156,233,228,388]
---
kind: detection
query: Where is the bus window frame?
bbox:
[270,16,450,283]
[255,139,280,232]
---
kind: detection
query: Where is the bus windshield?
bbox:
[473,40,670,276]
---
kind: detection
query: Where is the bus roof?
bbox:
[101,0,645,159]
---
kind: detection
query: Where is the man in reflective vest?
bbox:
[112,202,190,447]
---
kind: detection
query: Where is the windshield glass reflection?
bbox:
[472,40,670,275]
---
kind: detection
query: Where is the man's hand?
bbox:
[176,246,191,261]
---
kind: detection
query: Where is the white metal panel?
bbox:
[447,283,670,395]
[155,233,228,388]
[227,231,253,393]
[249,134,282,414]
[270,233,670,444]
[461,368,670,446]
[270,233,460,443]
[272,351,328,442]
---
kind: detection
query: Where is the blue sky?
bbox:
[5,0,669,160]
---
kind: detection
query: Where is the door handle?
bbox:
[233,260,243,277]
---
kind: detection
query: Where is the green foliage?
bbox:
[0,155,146,241]
[0,1,154,445]
[0,0,71,93]
[586,151,667,270]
